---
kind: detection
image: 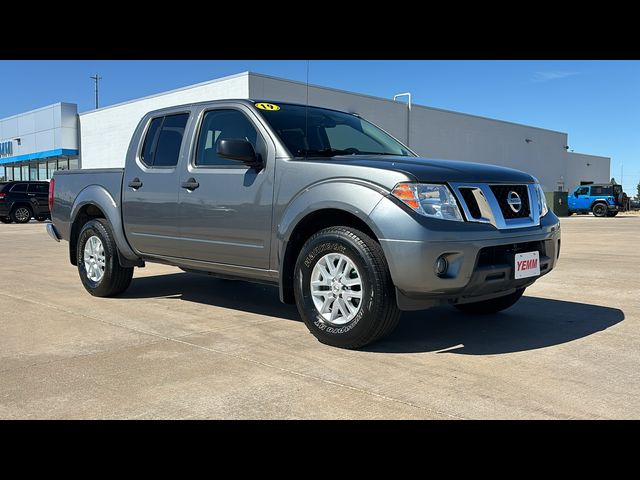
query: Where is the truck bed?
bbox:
[52,168,124,242]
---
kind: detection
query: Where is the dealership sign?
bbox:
[0,141,12,157]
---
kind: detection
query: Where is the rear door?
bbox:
[27,183,49,215]
[177,104,275,269]
[122,111,190,258]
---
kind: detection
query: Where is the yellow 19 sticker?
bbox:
[255,102,280,111]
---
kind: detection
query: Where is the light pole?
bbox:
[393,92,412,148]
[90,74,102,109]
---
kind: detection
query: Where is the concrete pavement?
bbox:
[0,215,638,418]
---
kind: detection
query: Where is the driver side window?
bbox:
[195,109,258,166]
[575,187,589,196]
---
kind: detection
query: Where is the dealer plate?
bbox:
[514,251,540,279]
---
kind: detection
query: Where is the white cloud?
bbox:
[532,71,579,82]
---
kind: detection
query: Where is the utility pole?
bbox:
[90,74,102,109]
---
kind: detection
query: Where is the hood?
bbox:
[311,155,536,184]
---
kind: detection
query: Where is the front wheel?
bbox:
[606,211,619,217]
[294,226,400,349]
[0,217,11,224]
[454,288,525,314]
[77,218,133,297]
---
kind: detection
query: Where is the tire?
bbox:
[35,216,47,222]
[77,218,133,297]
[0,217,11,224]
[454,288,525,315]
[11,205,32,223]
[607,211,619,217]
[566,211,574,216]
[294,226,400,349]
[592,203,607,217]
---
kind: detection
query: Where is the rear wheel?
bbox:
[294,226,400,349]
[77,218,133,297]
[11,206,32,223]
[606,211,619,217]
[592,203,607,217]
[454,288,526,314]
[35,216,48,222]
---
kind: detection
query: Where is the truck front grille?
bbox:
[489,184,530,219]
[450,182,539,229]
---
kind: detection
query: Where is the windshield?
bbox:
[255,103,413,158]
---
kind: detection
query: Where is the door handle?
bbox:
[27,193,36,196]
[181,178,199,191]
[128,178,143,189]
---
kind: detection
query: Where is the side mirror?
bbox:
[217,139,261,167]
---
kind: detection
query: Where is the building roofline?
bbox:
[246,72,568,136]
[567,151,610,161]
[78,71,250,117]
[0,102,76,123]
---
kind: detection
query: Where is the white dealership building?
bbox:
[1,71,610,194]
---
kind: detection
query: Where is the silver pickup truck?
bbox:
[47,99,561,349]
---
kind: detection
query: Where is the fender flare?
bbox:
[276,180,387,299]
[70,184,139,262]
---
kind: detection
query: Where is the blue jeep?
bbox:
[568,183,629,217]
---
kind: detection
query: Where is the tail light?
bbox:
[48,178,55,211]
[0,192,6,200]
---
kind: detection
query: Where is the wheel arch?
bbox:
[278,183,383,303]
[69,185,141,267]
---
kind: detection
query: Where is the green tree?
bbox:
[610,177,617,184]
[636,180,640,201]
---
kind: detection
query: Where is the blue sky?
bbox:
[1,60,638,193]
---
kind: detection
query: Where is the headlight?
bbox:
[536,183,549,216]
[391,183,463,222]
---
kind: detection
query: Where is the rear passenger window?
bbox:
[28,184,49,194]
[11,183,27,192]
[140,113,189,168]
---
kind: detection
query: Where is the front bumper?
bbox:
[369,196,561,311]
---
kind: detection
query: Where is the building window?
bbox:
[38,161,47,180]
[58,159,69,171]
[21,164,28,181]
[30,162,38,181]
[6,166,13,181]
[47,160,57,178]
[69,158,79,170]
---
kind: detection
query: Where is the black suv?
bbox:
[0,181,51,224]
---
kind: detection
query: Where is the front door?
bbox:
[122,112,190,258]
[569,186,590,211]
[178,106,275,269]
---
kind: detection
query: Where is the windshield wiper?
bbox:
[298,148,350,157]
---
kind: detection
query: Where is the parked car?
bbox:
[0,181,51,224]
[567,183,629,217]
[47,100,561,349]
